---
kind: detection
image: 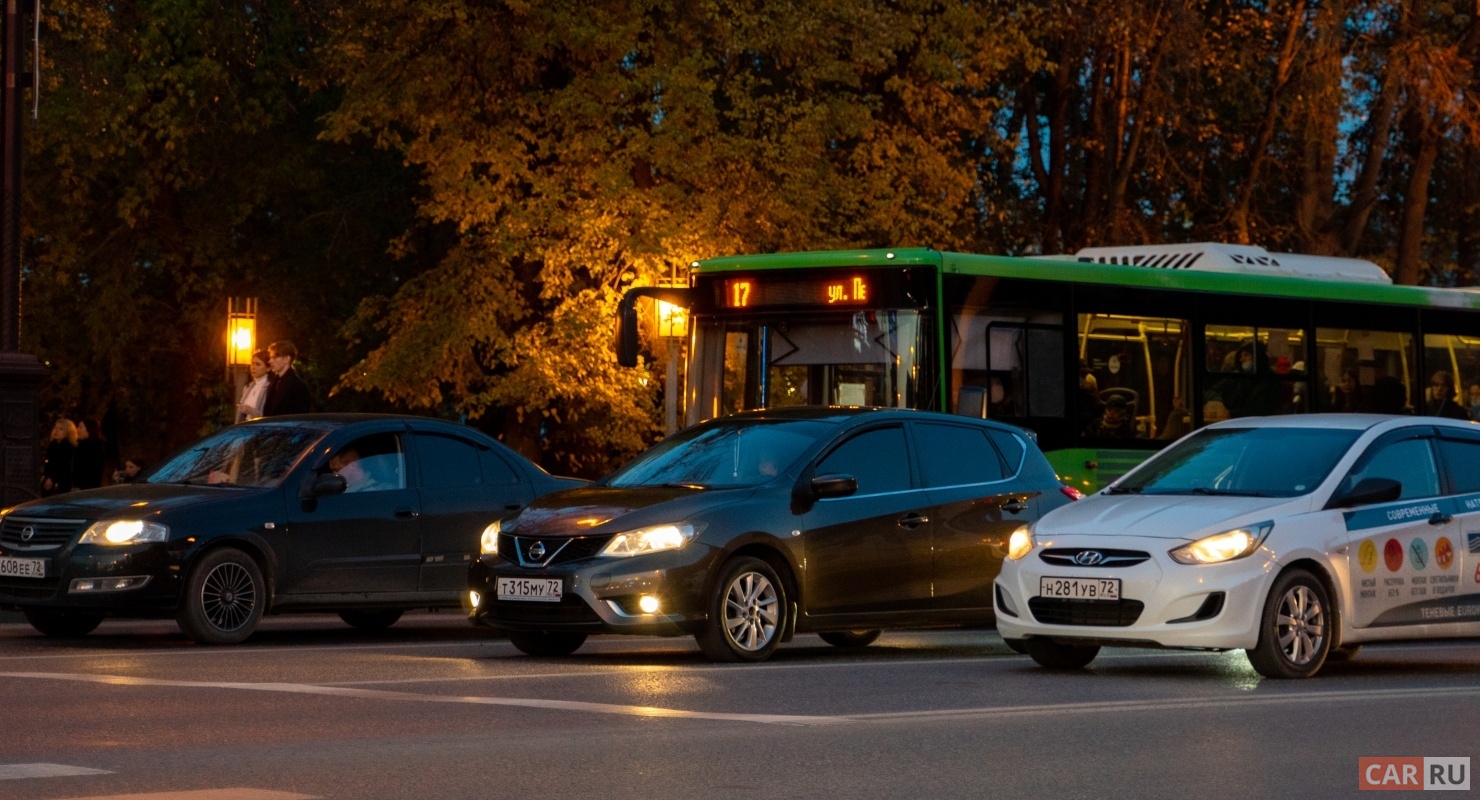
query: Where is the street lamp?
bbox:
[226,297,257,417]
[654,284,689,435]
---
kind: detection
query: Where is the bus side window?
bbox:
[1313,328,1415,415]
[1078,314,1190,440]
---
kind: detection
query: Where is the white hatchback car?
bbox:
[996,414,1480,678]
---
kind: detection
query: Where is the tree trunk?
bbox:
[1229,0,1308,244]
[1396,116,1440,285]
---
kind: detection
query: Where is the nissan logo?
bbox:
[1072,550,1105,566]
[20,525,34,542]
[528,541,546,561]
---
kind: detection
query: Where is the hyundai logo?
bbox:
[1072,550,1105,566]
[528,541,546,561]
[20,525,34,542]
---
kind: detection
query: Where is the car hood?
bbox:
[509,485,747,537]
[1035,493,1307,541]
[7,484,252,520]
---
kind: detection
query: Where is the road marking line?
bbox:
[0,763,111,780]
[848,684,1480,722]
[49,790,317,800]
[0,672,849,727]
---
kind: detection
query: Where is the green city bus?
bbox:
[616,243,1480,491]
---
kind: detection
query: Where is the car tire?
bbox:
[338,609,405,631]
[507,630,587,657]
[23,608,104,638]
[1024,638,1100,669]
[818,630,881,648]
[176,548,266,645]
[1245,568,1331,679]
[1002,637,1029,654]
[1327,643,1362,662]
[696,556,789,663]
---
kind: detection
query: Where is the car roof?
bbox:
[1206,413,1480,432]
[722,406,1030,433]
[238,413,490,436]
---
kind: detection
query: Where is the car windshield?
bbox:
[1112,427,1361,498]
[147,425,329,488]
[603,419,835,489]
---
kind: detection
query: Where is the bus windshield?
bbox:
[686,310,929,424]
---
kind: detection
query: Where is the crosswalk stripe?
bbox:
[0,763,111,780]
[48,790,317,800]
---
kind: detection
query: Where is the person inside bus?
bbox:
[1425,370,1471,420]
[1367,375,1411,414]
[1089,394,1136,438]
[1077,362,1104,435]
[1328,369,1364,412]
[1467,383,1480,420]
[1204,342,1280,418]
[1158,400,1194,440]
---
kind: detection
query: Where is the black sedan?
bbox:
[0,414,578,643]
[469,408,1079,661]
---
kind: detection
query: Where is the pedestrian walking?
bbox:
[72,418,107,490]
[236,349,272,422]
[262,340,312,417]
[41,418,78,496]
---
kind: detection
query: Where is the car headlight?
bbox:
[78,520,169,546]
[1006,525,1034,561]
[599,523,699,558]
[1168,522,1273,565]
[481,520,501,555]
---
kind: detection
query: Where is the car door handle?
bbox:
[394,508,419,519]
[1002,501,1029,514]
[897,513,929,529]
[1429,512,1453,525]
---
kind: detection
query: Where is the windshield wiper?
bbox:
[1103,485,1141,494]
[1188,487,1270,497]
[658,482,708,490]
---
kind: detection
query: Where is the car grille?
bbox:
[0,516,87,550]
[1038,548,1150,568]
[486,597,602,624]
[1028,597,1145,627]
[498,533,614,567]
[0,573,61,600]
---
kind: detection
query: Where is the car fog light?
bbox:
[469,590,481,608]
[638,595,661,614]
[68,576,150,593]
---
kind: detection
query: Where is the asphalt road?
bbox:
[1,613,1477,800]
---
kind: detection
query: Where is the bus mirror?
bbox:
[617,303,641,367]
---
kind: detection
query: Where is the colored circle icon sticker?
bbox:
[1409,538,1428,571]
[1358,539,1378,573]
[1435,536,1454,570]
[1384,538,1404,572]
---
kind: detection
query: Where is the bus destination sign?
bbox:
[721,276,871,308]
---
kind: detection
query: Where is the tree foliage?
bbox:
[21,0,1480,474]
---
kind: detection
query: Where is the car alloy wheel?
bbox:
[697,556,789,662]
[1247,568,1332,679]
[176,548,265,645]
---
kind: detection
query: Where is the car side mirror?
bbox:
[810,473,858,499]
[1331,477,1401,509]
[306,473,348,498]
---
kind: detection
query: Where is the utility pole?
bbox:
[0,0,48,505]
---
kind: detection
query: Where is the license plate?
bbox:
[1039,576,1120,600]
[497,577,563,603]
[0,556,46,579]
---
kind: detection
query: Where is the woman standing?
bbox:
[236,349,272,422]
[72,418,107,490]
[42,418,78,496]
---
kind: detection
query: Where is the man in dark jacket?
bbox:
[1425,370,1471,420]
[263,340,312,417]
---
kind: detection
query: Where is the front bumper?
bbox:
[994,535,1272,650]
[0,540,185,615]
[468,543,721,636]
